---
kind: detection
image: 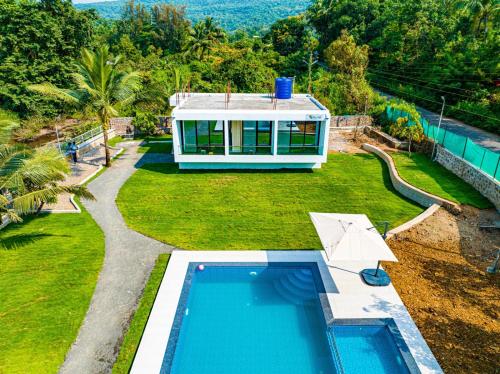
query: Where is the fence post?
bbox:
[494,156,500,181]
[441,127,447,146]
[479,149,486,169]
[462,138,468,158]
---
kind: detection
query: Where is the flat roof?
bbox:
[170,93,326,111]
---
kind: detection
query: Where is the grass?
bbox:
[117,153,424,250]
[390,152,491,209]
[113,254,170,374]
[137,135,172,154]
[108,136,126,147]
[0,204,104,373]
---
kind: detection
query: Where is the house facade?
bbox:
[169,93,331,169]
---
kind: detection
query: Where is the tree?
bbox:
[184,17,226,60]
[0,118,93,221]
[321,30,373,113]
[386,101,424,155]
[268,15,308,56]
[0,0,96,117]
[456,0,500,36]
[29,46,142,167]
[324,30,369,77]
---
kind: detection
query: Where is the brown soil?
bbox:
[385,206,500,374]
[329,129,395,154]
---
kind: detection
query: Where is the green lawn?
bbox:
[0,207,104,373]
[116,153,424,250]
[390,152,491,209]
[137,136,173,154]
[113,254,170,374]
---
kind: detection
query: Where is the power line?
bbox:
[368,68,479,94]
[370,80,500,123]
[368,72,472,99]
[368,66,499,80]
[368,63,499,77]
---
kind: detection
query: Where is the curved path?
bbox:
[60,143,176,374]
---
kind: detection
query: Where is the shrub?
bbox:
[132,111,157,136]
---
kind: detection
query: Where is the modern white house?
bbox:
[169,92,331,169]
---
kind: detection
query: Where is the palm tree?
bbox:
[0,111,19,144]
[456,0,500,36]
[184,17,226,60]
[0,119,93,222]
[29,46,142,166]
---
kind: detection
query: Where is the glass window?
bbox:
[304,121,319,145]
[277,121,321,154]
[278,121,291,150]
[181,120,224,154]
[210,120,224,153]
[183,120,197,153]
[257,121,271,146]
[197,120,209,148]
[230,120,272,154]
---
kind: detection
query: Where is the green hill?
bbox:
[75,0,310,31]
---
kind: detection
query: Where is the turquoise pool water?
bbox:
[332,325,411,374]
[161,263,414,374]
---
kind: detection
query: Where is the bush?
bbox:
[132,111,157,136]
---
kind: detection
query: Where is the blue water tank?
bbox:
[275,77,293,99]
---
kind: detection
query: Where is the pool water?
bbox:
[332,325,411,374]
[161,263,413,374]
[163,264,337,374]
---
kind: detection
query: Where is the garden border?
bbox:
[362,143,460,213]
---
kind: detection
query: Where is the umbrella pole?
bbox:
[374,261,381,277]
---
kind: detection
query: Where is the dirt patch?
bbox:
[329,129,395,154]
[385,206,499,373]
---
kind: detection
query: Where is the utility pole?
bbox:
[431,96,446,160]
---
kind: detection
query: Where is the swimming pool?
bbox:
[160,263,417,374]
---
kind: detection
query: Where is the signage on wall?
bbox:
[306,114,326,121]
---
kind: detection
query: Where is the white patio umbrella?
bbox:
[309,212,398,264]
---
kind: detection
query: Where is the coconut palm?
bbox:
[185,17,226,60]
[29,45,142,166]
[456,0,500,35]
[0,117,93,222]
[0,110,19,144]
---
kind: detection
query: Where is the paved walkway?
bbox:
[43,146,120,212]
[60,142,177,374]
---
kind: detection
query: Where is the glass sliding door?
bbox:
[277,121,321,154]
[180,120,224,154]
[229,120,272,154]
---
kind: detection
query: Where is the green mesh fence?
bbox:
[386,106,500,181]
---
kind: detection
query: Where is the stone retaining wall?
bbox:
[365,127,409,150]
[330,115,372,128]
[110,117,134,136]
[435,145,499,210]
[362,143,460,213]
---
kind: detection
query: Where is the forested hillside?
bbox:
[75,0,310,31]
[0,0,498,139]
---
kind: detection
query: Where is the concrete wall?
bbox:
[435,145,499,210]
[362,143,460,212]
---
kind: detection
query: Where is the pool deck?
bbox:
[131,250,443,374]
